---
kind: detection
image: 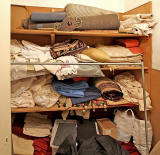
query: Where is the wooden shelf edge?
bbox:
[11,104,137,113]
[11,29,144,37]
[101,66,148,71]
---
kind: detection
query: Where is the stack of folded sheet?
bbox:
[12,113,53,155]
[23,113,52,137]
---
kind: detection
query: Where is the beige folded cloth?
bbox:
[23,113,52,137]
[12,134,34,155]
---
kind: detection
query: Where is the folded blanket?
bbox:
[30,12,66,22]
[53,80,89,97]
[93,77,123,101]
[71,86,101,105]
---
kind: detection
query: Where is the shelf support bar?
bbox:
[141,61,149,155]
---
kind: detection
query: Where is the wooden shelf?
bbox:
[11,103,136,113]
[11,29,143,37]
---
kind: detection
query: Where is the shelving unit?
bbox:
[11,2,152,154]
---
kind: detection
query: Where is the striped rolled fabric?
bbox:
[65,3,115,18]
[93,77,123,101]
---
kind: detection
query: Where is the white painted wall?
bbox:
[0,0,11,155]
[152,0,160,70]
[124,0,151,12]
[11,0,125,12]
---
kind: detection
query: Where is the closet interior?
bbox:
[11,2,153,155]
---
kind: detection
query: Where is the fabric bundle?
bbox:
[53,80,89,97]
[119,14,156,36]
[114,72,152,111]
[94,77,123,101]
[22,13,120,31]
[30,75,61,108]
[11,77,36,108]
[22,3,120,31]
[11,39,104,81]
[11,39,51,81]
[23,113,52,137]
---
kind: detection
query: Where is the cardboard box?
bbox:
[96,118,117,140]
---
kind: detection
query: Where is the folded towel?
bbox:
[94,77,123,101]
[53,80,89,97]
[30,12,66,22]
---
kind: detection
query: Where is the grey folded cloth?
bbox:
[65,3,115,18]
[22,19,62,30]
[30,12,66,22]
[77,14,120,30]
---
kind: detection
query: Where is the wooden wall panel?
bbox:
[151,69,160,146]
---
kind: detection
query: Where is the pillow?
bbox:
[82,48,110,62]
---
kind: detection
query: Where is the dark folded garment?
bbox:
[55,135,78,155]
[77,119,97,144]
[71,86,101,105]
[78,135,129,155]
[30,12,66,22]
[94,77,123,101]
[53,123,77,146]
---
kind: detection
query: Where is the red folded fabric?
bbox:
[33,137,52,155]
[73,77,89,82]
[119,141,140,155]
[128,47,144,54]
[115,39,140,48]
